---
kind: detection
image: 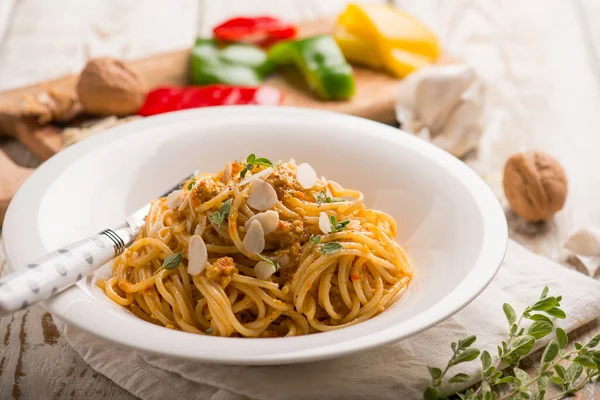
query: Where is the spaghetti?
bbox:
[99,156,412,337]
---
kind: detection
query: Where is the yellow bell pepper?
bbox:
[334,4,441,78]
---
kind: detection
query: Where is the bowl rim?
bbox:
[3,106,507,365]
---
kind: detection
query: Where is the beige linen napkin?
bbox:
[54,240,600,400]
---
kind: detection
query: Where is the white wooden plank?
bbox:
[0,0,198,91]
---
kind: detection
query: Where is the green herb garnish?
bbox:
[162,252,182,270]
[187,179,196,190]
[240,154,273,178]
[309,234,321,246]
[424,286,600,400]
[315,190,345,204]
[206,327,215,334]
[257,254,280,272]
[208,199,233,229]
[329,215,350,233]
[320,242,343,255]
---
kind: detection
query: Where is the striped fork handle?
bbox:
[0,227,136,317]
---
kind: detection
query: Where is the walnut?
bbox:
[503,151,568,222]
[76,58,146,117]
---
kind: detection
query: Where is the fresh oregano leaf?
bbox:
[162,252,182,269]
[481,350,492,372]
[556,327,568,349]
[565,363,583,386]
[546,307,566,319]
[309,234,321,246]
[423,386,438,400]
[585,332,600,348]
[209,199,233,229]
[514,367,531,385]
[452,348,480,365]
[536,389,546,400]
[448,373,470,384]
[575,342,583,350]
[538,375,549,391]
[554,364,566,379]
[502,335,535,364]
[503,303,517,326]
[458,335,477,350]
[489,370,502,383]
[527,321,553,339]
[573,355,597,370]
[209,211,225,228]
[427,366,442,382]
[220,198,233,217]
[510,335,536,356]
[480,381,492,400]
[320,242,343,255]
[528,314,553,324]
[540,286,549,299]
[530,297,558,311]
[484,366,496,378]
[541,340,559,363]
[253,157,273,166]
[495,376,516,385]
[551,376,564,385]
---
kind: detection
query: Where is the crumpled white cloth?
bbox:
[55,241,600,400]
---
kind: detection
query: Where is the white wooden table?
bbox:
[1,0,600,398]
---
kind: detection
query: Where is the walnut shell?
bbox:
[503,151,568,222]
[77,58,146,117]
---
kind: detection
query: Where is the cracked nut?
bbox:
[77,58,146,117]
[503,150,568,222]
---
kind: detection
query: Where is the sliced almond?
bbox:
[254,261,276,280]
[223,162,232,183]
[247,179,278,211]
[243,219,265,255]
[244,210,280,235]
[166,189,184,210]
[194,216,207,236]
[276,253,290,267]
[319,212,332,234]
[188,235,208,276]
[296,162,318,189]
[239,167,273,187]
[347,220,361,229]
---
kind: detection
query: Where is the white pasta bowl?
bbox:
[3,106,507,365]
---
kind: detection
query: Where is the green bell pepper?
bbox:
[268,35,355,101]
[190,39,272,86]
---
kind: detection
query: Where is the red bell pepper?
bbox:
[213,16,296,47]
[137,85,283,116]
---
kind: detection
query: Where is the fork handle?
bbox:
[0,227,136,317]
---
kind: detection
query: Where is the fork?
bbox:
[0,180,184,317]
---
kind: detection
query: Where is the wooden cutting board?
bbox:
[0,17,441,223]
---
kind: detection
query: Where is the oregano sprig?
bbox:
[315,190,344,204]
[329,215,350,233]
[208,199,233,229]
[424,287,600,400]
[240,154,273,178]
